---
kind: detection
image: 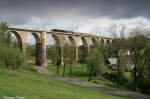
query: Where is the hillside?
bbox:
[0,68,127,99]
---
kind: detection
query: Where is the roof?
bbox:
[108,58,118,65]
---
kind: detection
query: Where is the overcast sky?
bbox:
[1,0,150,36]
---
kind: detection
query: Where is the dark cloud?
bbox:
[0,0,150,25]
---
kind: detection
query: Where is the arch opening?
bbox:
[81,37,88,47]
[46,34,61,66]
[25,33,41,65]
[101,39,105,46]
[63,36,76,61]
[78,37,89,63]
[9,31,22,49]
[92,38,97,45]
[106,39,110,45]
[51,35,61,47]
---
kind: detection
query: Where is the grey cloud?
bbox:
[78,0,150,19]
[0,0,150,25]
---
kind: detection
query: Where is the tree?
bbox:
[127,34,149,91]
[64,44,75,77]
[94,46,106,75]
[26,45,36,59]
[118,49,127,82]
[143,46,150,77]
[47,45,59,65]
[51,46,60,75]
[0,22,26,70]
[56,57,61,75]
[102,44,116,61]
[79,45,87,64]
[126,21,150,93]
[107,22,150,93]
[87,44,106,81]
[0,21,9,45]
[109,23,128,86]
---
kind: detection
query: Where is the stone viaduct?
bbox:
[9,28,112,68]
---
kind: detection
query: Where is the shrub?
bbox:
[0,45,26,70]
[92,79,100,84]
[136,77,150,94]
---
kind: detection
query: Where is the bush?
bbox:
[0,45,26,70]
[92,79,100,84]
[21,64,36,72]
[137,78,150,94]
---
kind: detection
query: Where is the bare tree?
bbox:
[108,23,128,86]
[109,23,127,39]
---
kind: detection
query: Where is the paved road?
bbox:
[36,66,150,99]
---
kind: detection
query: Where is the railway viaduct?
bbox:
[9,28,112,68]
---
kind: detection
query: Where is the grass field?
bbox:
[0,68,129,99]
[47,63,116,87]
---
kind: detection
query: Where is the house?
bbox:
[107,58,118,70]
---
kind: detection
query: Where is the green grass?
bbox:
[47,63,115,87]
[0,68,128,99]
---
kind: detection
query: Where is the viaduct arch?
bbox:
[9,28,112,68]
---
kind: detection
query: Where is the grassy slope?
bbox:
[0,68,128,99]
[48,64,115,87]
